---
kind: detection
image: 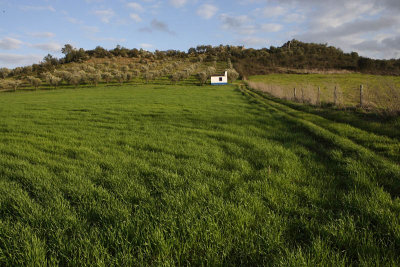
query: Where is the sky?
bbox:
[0,0,400,68]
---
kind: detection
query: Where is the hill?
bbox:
[1,40,400,93]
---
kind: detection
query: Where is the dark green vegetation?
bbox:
[2,40,400,85]
[1,84,399,265]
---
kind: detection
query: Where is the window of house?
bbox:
[219,77,223,81]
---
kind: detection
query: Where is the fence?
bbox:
[246,81,400,114]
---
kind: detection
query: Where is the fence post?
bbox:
[334,86,337,106]
[317,86,320,106]
[360,84,363,108]
[293,88,297,100]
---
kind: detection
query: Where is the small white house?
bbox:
[211,71,228,85]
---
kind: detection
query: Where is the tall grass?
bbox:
[0,84,400,265]
[247,74,400,114]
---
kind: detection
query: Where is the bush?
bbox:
[26,76,42,90]
[45,74,62,89]
[102,72,113,84]
[197,72,208,86]
[88,71,101,86]
[0,68,11,79]
[227,69,239,83]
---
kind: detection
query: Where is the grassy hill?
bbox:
[0,84,400,265]
[0,56,234,92]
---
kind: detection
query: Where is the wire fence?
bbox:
[246,80,400,114]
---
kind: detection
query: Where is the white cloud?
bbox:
[220,14,256,34]
[169,0,187,8]
[260,0,400,58]
[0,53,42,67]
[94,9,115,23]
[139,19,176,35]
[20,5,55,12]
[130,13,142,22]
[29,32,55,38]
[284,13,305,23]
[197,4,218,19]
[140,43,154,49]
[30,43,62,53]
[261,23,283,32]
[127,2,144,12]
[220,14,251,29]
[0,37,23,50]
[257,5,287,18]
[238,37,269,47]
[296,16,399,42]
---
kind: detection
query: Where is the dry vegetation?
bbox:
[247,74,400,114]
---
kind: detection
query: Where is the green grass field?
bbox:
[1,84,400,265]
[248,73,400,110]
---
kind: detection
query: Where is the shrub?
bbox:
[227,69,239,83]
[88,71,101,86]
[121,65,129,73]
[197,72,208,86]
[115,71,127,85]
[102,72,113,84]
[0,68,11,79]
[143,72,154,83]
[26,76,42,90]
[7,80,23,91]
[45,74,62,89]
[69,73,81,88]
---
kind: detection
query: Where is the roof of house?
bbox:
[211,71,227,77]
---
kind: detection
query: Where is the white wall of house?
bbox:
[211,71,228,85]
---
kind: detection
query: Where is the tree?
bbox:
[102,72,113,84]
[43,54,58,66]
[61,44,87,63]
[67,73,80,88]
[115,71,126,85]
[45,74,61,89]
[227,69,239,83]
[93,46,109,58]
[143,72,154,83]
[88,71,101,86]
[0,68,10,79]
[8,80,22,91]
[121,65,129,73]
[61,44,74,56]
[206,67,216,76]
[171,72,182,84]
[227,58,233,69]
[197,72,208,86]
[132,70,140,78]
[77,70,88,84]
[126,72,133,82]
[27,76,41,90]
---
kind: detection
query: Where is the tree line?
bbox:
[0,56,239,91]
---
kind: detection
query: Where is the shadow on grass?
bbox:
[251,88,400,140]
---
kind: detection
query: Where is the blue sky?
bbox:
[0,0,399,68]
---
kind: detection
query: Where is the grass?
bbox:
[0,84,400,265]
[248,73,400,111]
